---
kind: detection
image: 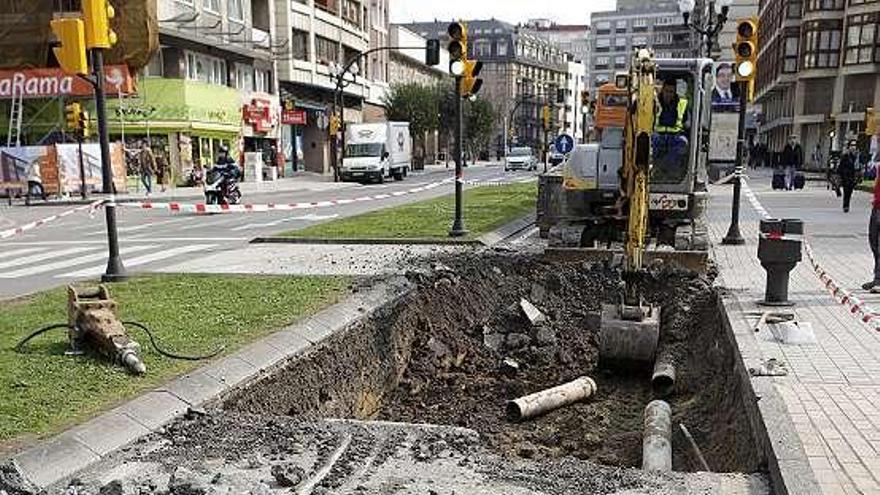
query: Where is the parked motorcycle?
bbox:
[203,163,242,205]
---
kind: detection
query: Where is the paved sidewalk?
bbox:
[709,171,880,495]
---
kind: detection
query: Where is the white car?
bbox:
[505,147,537,171]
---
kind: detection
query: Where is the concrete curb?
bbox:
[717,291,822,495]
[477,214,537,246]
[3,276,415,489]
[249,237,484,246]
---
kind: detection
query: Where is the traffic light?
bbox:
[426,39,440,66]
[82,0,117,49]
[66,102,82,131]
[581,91,590,106]
[79,110,91,138]
[50,18,89,75]
[866,107,876,136]
[542,105,551,130]
[734,18,758,100]
[447,22,467,76]
[460,59,483,97]
[329,114,341,136]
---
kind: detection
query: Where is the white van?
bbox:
[341,122,412,183]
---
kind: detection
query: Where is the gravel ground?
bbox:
[48,413,769,495]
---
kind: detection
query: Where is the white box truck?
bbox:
[341,122,412,183]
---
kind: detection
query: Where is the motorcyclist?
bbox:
[214,144,240,179]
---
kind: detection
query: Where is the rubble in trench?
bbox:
[38,252,770,494]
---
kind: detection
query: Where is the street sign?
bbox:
[555,134,574,154]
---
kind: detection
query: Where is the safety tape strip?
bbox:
[0,199,105,240]
[740,178,880,332]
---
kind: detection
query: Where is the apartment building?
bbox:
[754,0,880,165]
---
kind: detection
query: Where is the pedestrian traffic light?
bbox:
[447,22,467,76]
[426,39,440,66]
[734,18,758,101]
[82,0,117,49]
[460,59,483,97]
[50,18,89,76]
[866,107,876,136]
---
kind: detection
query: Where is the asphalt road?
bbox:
[0,164,534,299]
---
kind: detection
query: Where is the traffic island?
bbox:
[46,252,776,494]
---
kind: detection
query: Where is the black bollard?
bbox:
[757,218,803,306]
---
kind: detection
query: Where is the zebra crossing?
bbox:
[0,242,219,281]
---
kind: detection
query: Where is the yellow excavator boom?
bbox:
[624,49,657,273]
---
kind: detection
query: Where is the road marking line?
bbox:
[229,214,339,231]
[0,246,95,270]
[0,244,156,278]
[58,244,217,278]
[0,247,49,259]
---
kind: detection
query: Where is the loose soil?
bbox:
[226,252,762,474]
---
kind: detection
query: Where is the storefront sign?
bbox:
[281,109,307,125]
[0,65,135,99]
[243,98,274,134]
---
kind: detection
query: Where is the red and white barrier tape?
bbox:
[803,242,880,330]
[740,179,880,331]
[0,199,104,240]
[118,177,533,215]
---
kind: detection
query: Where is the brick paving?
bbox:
[710,171,880,495]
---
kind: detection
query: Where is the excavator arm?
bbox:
[622,49,657,273]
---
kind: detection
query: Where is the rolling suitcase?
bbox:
[772,171,785,190]
[794,172,805,190]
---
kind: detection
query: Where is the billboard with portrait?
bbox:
[711,61,741,113]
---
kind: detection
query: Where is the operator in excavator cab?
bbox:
[652,78,691,180]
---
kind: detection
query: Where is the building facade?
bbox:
[589,2,694,93]
[754,0,880,166]
[402,19,569,156]
[274,0,371,175]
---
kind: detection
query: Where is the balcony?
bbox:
[252,28,270,51]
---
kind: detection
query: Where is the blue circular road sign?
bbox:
[555,134,575,154]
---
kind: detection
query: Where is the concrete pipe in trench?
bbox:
[506,376,597,422]
[651,356,676,398]
[643,399,672,471]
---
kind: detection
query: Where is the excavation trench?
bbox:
[223,252,764,475]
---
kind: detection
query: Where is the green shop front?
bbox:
[105,78,242,185]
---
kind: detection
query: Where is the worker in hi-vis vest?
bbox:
[653,78,691,180]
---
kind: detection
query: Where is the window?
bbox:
[654,33,673,45]
[186,52,198,80]
[235,63,253,91]
[633,36,648,47]
[595,56,610,68]
[496,39,509,57]
[806,0,843,10]
[595,21,611,34]
[209,58,227,85]
[202,0,220,12]
[614,55,626,68]
[849,0,880,5]
[291,29,309,61]
[144,49,163,77]
[315,35,339,65]
[342,0,360,27]
[615,38,627,48]
[228,0,243,20]
[474,40,491,57]
[185,52,226,85]
[596,38,610,48]
[845,13,878,64]
[802,20,842,68]
[633,18,648,31]
[255,69,271,92]
[784,35,800,71]
[787,0,803,17]
[655,16,676,26]
[616,20,627,31]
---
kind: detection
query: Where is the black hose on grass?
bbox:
[15,321,224,362]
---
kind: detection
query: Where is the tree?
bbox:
[465,97,495,162]
[382,83,439,167]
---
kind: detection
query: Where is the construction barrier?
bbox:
[0,199,104,239]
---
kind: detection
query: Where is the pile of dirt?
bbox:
[376,253,759,473]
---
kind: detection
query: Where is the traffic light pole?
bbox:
[91,48,127,280]
[449,84,467,237]
[722,80,748,246]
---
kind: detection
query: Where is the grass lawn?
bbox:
[0,274,349,447]
[280,181,537,240]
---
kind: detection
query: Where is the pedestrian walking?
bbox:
[155,152,168,193]
[864,169,880,292]
[781,135,803,190]
[138,141,156,196]
[837,141,859,212]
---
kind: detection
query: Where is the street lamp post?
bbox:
[678,0,732,58]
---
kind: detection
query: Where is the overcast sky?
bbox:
[390,0,616,26]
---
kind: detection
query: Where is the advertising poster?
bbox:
[711,61,741,114]
[56,143,103,195]
[710,61,741,162]
[0,146,53,191]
